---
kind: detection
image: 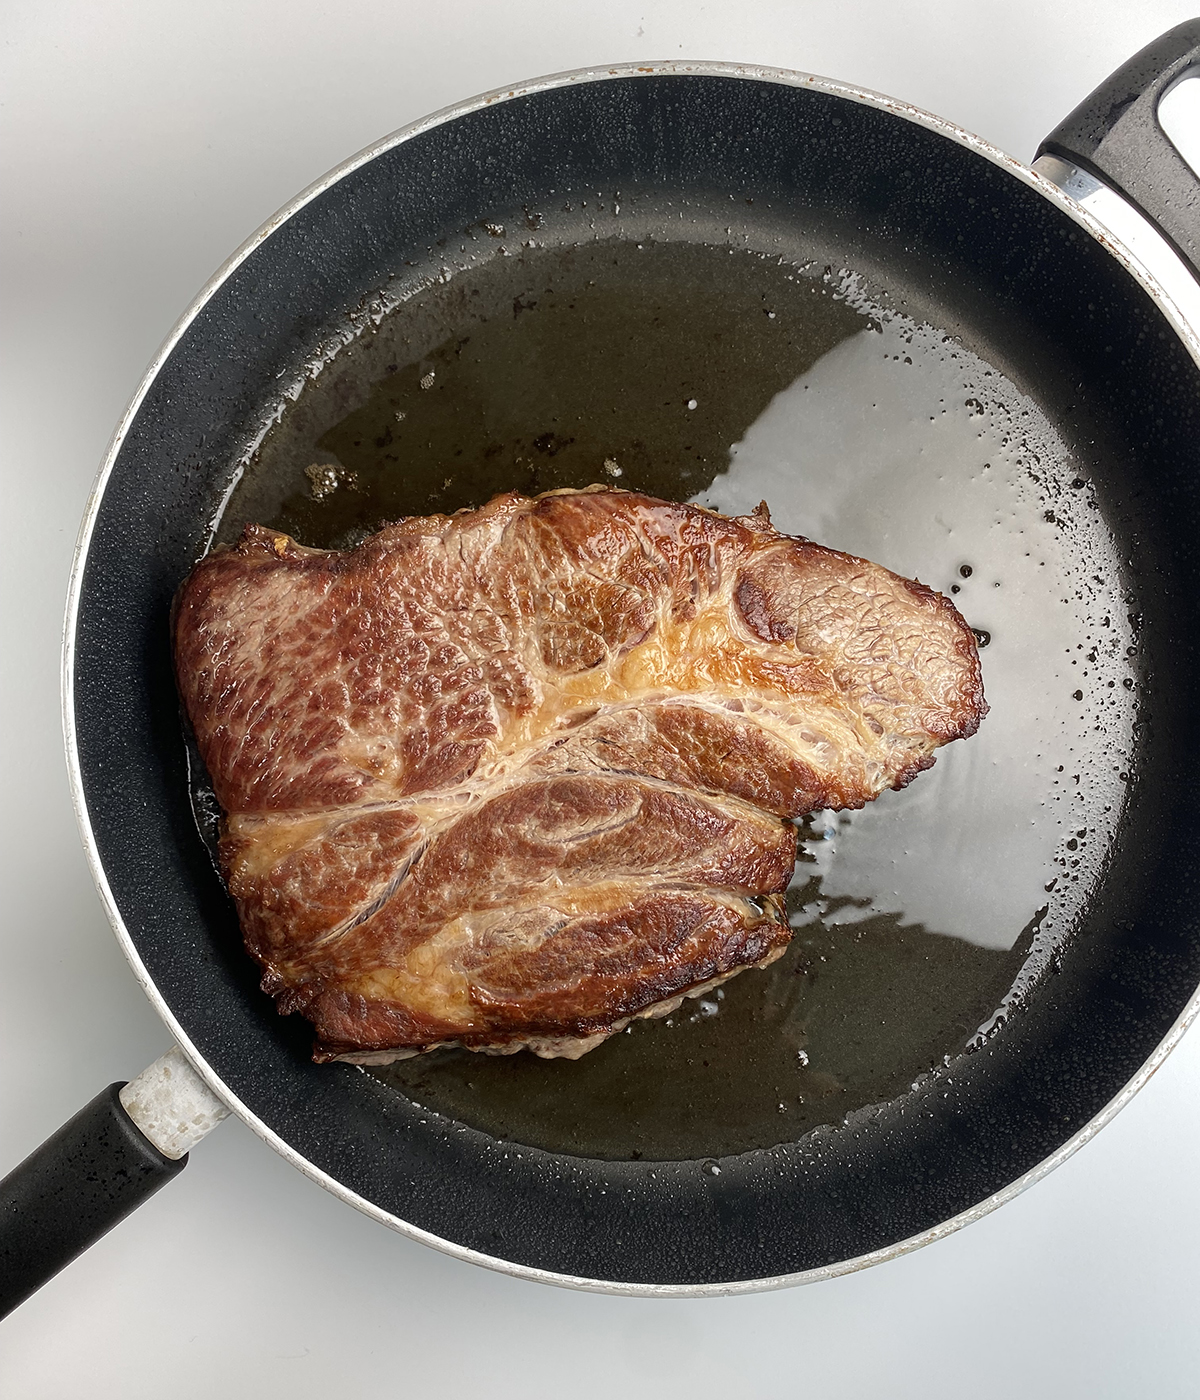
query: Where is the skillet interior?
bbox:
[205,232,1113,1163]
[72,72,1200,1286]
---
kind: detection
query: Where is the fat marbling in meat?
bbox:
[173,487,986,1062]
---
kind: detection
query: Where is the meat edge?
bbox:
[320,943,790,1063]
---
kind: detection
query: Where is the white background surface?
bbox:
[4,2,1200,1395]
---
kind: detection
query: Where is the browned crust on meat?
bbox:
[173,486,986,1061]
[306,890,792,1059]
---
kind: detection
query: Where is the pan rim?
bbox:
[60,57,1200,1297]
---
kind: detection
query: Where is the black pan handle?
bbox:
[1038,19,1200,283]
[0,1049,227,1319]
[0,1084,184,1319]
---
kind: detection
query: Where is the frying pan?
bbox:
[4,20,1200,1311]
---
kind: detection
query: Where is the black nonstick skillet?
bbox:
[5,20,1200,1312]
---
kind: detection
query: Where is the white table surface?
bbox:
[4,3,1200,1395]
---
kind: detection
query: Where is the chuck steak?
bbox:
[173,487,986,1062]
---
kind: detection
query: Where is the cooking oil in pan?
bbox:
[212,238,1136,1161]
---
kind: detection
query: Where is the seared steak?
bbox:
[174,487,985,1061]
